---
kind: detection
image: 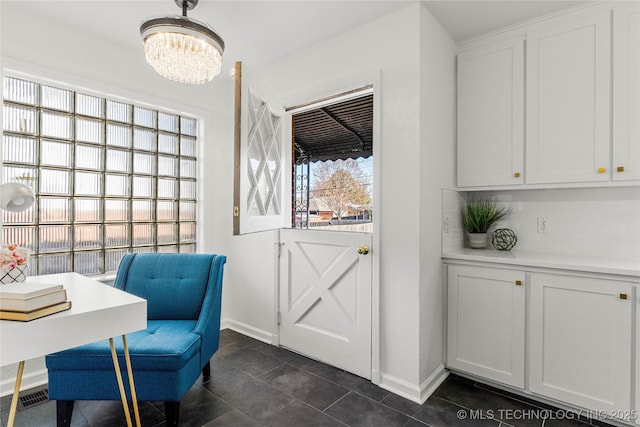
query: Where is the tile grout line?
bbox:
[321,389,354,414]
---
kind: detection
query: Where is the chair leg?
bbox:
[165,401,180,427]
[202,361,211,379]
[56,400,74,427]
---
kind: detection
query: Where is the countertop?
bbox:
[442,248,640,278]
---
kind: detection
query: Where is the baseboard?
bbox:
[0,366,48,398]
[419,364,449,403]
[220,318,276,345]
[371,369,381,385]
[378,365,449,404]
[378,373,424,404]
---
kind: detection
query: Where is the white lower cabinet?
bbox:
[446,263,638,424]
[447,265,525,388]
[529,274,633,416]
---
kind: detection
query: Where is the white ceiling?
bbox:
[423,1,589,41]
[4,0,589,68]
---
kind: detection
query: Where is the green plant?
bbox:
[462,200,511,233]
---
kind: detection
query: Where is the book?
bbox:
[0,288,67,312]
[0,282,63,299]
[0,300,72,321]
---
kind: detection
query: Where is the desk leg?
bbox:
[6,360,25,427]
[109,337,133,427]
[121,335,141,427]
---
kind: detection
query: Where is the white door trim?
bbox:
[269,68,382,381]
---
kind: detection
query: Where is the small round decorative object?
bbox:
[491,228,517,251]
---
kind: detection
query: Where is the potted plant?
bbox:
[462,200,511,249]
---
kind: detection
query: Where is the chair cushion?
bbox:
[46,320,200,371]
[120,254,213,320]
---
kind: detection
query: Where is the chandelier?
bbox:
[140,0,225,85]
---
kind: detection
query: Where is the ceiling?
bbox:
[0,0,581,165]
[3,1,589,73]
[3,0,589,164]
[423,1,588,41]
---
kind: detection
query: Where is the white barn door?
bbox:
[279,228,372,379]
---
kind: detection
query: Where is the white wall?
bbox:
[251,3,456,399]
[467,187,640,263]
[418,4,457,395]
[442,189,465,253]
[0,1,457,402]
[245,4,424,394]
[444,186,640,264]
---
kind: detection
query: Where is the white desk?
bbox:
[0,273,147,427]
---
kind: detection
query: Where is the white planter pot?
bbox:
[467,233,488,249]
[0,264,28,284]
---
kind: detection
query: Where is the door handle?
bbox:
[357,245,370,255]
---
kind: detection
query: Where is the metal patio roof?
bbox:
[292,94,373,163]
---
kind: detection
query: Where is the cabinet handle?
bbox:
[597,167,606,173]
[515,280,522,286]
[617,166,625,172]
[514,172,521,178]
[620,293,628,300]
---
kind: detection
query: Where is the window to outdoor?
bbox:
[1,76,198,276]
[291,91,373,232]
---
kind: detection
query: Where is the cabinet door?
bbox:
[530,274,633,415]
[447,265,525,388]
[613,4,640,181]
[526,13,611,184]
[457,38,524,187]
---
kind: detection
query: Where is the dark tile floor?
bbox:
[1,329,616,427]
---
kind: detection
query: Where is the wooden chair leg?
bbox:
[202,361,211,379]
[56,400,74,427]
[164,401,180,427]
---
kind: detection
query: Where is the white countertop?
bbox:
[442,248,640,278]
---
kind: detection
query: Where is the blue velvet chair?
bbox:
[46,253,227,427]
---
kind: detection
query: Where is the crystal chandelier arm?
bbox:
[175,0,197,15]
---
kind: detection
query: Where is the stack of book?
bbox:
[0,282,71,321]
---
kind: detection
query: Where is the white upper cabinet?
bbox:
[613,3,640,181]
[526,12,611,184]
[457,38,524,187]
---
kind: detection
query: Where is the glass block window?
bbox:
[2,76,198,276]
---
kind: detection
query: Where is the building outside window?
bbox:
[1,75,198,276]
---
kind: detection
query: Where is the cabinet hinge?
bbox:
[620,293,628,300]
[275,242,284,257]
[277,311,281,325]
[233,206,239,217]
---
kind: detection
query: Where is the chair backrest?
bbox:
[114,253,222,320]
